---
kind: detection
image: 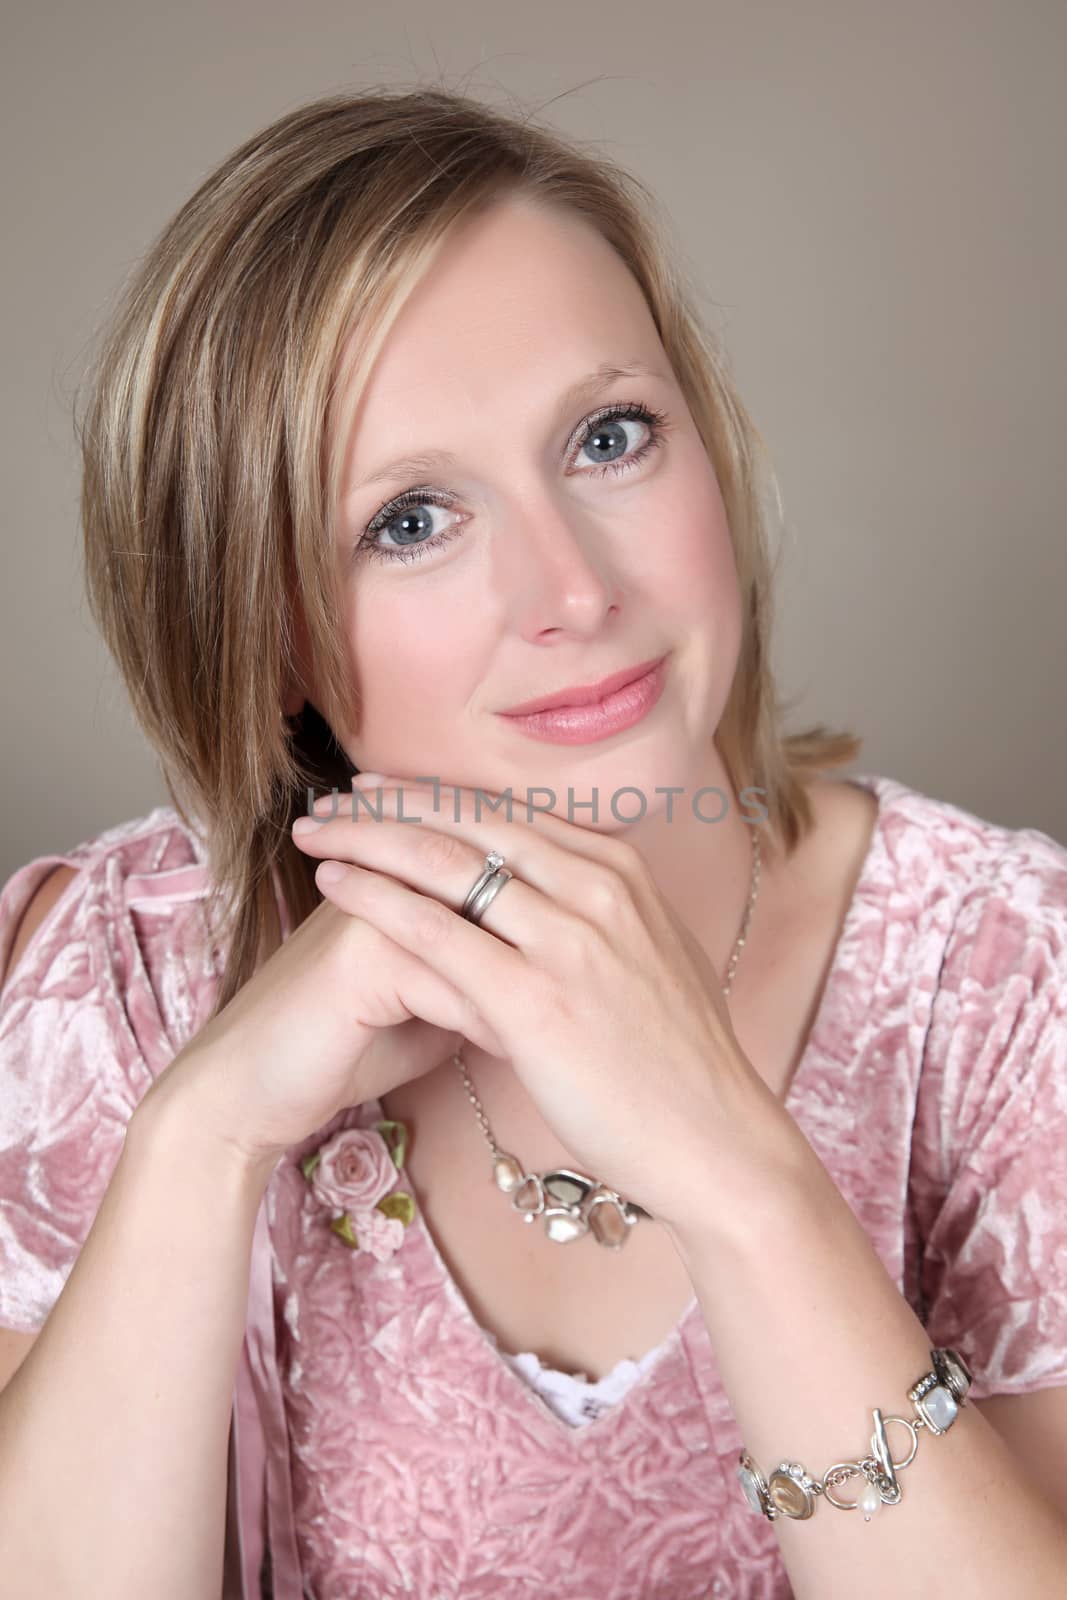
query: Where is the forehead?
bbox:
[333,196,665,472]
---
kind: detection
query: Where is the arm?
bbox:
[0,1074,277,1600]
[664,1131,1067,1600]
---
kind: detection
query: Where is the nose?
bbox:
[499,490,621,641]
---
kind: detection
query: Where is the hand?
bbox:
[290,775,795,1226]
[140,830,507,1171]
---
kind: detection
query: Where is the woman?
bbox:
[0,86,1065,1599]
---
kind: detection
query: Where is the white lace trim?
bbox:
[495,1336,670,1427]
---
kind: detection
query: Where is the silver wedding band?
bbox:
[461,850,513,926]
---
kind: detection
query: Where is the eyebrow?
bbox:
[347,360,670,496]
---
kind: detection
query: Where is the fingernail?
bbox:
[352,771,385,788]
[292,815,317,834]
[317,861,348,885]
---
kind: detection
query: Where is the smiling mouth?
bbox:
[498,654,667,717]
[493,655,669,745]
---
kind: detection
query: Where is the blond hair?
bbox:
[77,83,861,1014]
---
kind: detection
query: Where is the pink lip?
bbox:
[495,656,668,745]
[499,654,667,717]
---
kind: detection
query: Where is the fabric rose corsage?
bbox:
[300,1120,416,1262]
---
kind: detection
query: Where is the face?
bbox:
[323,193,742,832]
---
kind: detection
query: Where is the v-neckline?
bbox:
[363,773,894,1442]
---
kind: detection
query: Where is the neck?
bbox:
[607,737,772,979]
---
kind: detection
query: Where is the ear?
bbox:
[283,680,306,719]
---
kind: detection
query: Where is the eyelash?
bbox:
[355,399,672,566]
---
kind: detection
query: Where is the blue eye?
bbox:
[354,400,671,567]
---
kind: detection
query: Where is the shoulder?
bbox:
[0,804,213,1011]
[842,770,1067,964]
[821,774,1066,1102]
[894,776,1066,994]
[864,776,1067,1162]
[3,864,80,990]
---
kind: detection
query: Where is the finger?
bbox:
[366,931,506,1058]
[298,818,553,943]
[330,900,506,1058]
[313,858,544,1038]
[316,777,627,871]
[298,780,646,921]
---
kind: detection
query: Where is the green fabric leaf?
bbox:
[376,1191,416,1225]
[374,1118,408,1169]
[300,1152,322,1182]
[329,1212,361,1249]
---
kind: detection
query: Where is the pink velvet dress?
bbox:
[2,772,1066,1599]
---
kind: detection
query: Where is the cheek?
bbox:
[644,449,740,624]
[344,585,482,745]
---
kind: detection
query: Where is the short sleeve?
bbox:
[0,851,155,1333]
[911,829,1067,1402]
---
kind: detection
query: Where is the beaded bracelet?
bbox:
[736,1346,973,1523]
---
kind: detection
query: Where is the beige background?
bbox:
[3,0,1065,880]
